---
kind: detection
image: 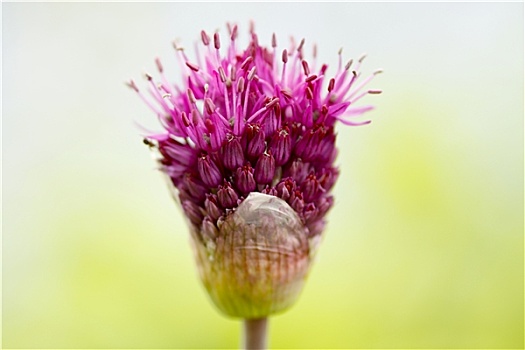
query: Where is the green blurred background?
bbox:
[3,2,523,349]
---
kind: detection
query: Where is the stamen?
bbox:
[332,70,358,104]
[187,88,196,103]
[218,66,231,118]
[248,66,257,81]
[305,86,313,100]
[337,47,343,73]
[297,38,305,53]
[214,32,221,50]
[281,49,288,86]
[327,78,335,92]
[191,109,200,125]
[242,84,251,119]
[185,61,200,72]
[145,74,172,115]
[347,73,376,100]
[305,74,317,83]
[128,79,162,116]
[155,58,163,73]
[272,33,277,48]
[181,111,190,127]
[218,66,227,83]
[237,77,245,93]
[231,74,238,121]
[243,70,255,119]
[350,89,382,105]
[265,97,280,109]
[282,49,288,63]
[126,79,139,92]
[159,87,179,115]
[201,30,210,46]
[203,83,209,102]
[235,78,245,135]
[230,25,238,41]
[251,33,259,47]
[311,43,318,73]
[321,105,328,116]
[214,32,221,64]
[331,58,352,92]
[345,59,353,71]
[204,98,216,115]
[302,60,310,76]
[241,56,253,70]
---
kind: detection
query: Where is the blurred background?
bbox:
[3,2,523,349]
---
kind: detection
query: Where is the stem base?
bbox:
[243,318,268,350]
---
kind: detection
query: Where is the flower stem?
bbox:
[242,318,268,350]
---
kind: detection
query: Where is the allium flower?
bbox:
[130,24,380,323]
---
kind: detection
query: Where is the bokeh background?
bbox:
[3,2,523,349]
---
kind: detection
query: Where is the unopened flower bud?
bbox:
[204,194,222,221]
[295,124,329,162]
[318,168,339,192]
[270,127,292,166]
[182,200,203,226]
[191,193,312,318]
[303,203,318,224]
[198,153,222,188]
[286,158,310,184]
[181,173,207,202]
[302,172,324,202]
[262,105,281,136]
[217,181,239,209]
[201,216,218,240]
[276,178,296,202]
[289,190,305,212]
[261,186,278,196]
[316,132,336,163]
[316,195,334,218]
[235,164,257,194]
[254,152,276,184]
[222,134,244,170]
[243,123,265,158]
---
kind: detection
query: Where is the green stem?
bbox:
[242,318,268,350]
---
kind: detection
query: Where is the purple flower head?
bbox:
[131,24,381,318]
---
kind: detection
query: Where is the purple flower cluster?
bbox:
[131,24,380,240]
